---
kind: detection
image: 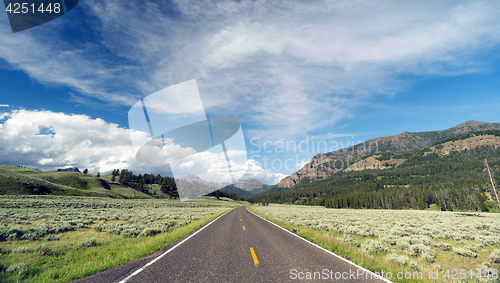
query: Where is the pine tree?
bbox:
[439,200,446,211]
[477,193,489,212]
[417,198,425,210]
[446,201,453,211]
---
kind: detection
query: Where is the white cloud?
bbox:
[178,160,195,169]
[134,139,199,165]
[0,17,140,105]
[0,104,9,107]
[244,159,287,185]
[0,109,285,184]
[143,79,206,116]
[168,146,280,184]
[0,109,138,174]
[1,0,500,143]
[202,22,286,69]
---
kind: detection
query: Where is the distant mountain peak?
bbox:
[179,175,269,192]
[234,179,267,191]
[57,167,80,173]
[180,174,207,184]
[179,175,229,189]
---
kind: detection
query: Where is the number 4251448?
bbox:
[443,269,498,280]
[5,3,62,14]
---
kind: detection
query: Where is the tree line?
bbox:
[108,169,243,201]
[433,129,500,146]
[110,169,178,198]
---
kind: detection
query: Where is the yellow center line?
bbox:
[242,226,246,230]
[250,247,259,266]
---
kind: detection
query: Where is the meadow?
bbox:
[0,195,244,282]
[251,204,500,282]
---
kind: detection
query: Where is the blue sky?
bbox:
[1,0,500,184]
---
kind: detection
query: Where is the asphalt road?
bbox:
[75,207,389,283]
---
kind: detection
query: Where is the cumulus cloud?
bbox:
[0,109,283,184]
[244,159,287,185]
[0,109,138,174]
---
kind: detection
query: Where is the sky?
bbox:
[1,0,500,185]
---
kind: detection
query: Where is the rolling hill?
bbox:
[0,165,164,199]
[0,165,271,199]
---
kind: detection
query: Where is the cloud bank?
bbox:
[0,109,285,184]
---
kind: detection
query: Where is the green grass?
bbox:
[428,204,440,211]
[0,208,232,282]
[0,165,157,199]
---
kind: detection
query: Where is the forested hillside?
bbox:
[277,120,500,188]
[247,132,500,212]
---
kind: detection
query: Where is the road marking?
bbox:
[250,247,259,266]
[242,226,246,230]
[246,207,393,283]
[118,208,234,283]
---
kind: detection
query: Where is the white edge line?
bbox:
[118,208,235,283]
[246,207,393,283]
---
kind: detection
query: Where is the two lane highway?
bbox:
[77,207,388,282]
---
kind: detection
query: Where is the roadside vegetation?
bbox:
[250,204,500,282]
[0,196,244,282]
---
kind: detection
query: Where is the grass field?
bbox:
[250,204,500,282]
[0,195,245,282]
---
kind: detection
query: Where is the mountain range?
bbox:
[247,120,500,212]
[57,167,81,173]
[179,174,270,196]
[277,120,500,189]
